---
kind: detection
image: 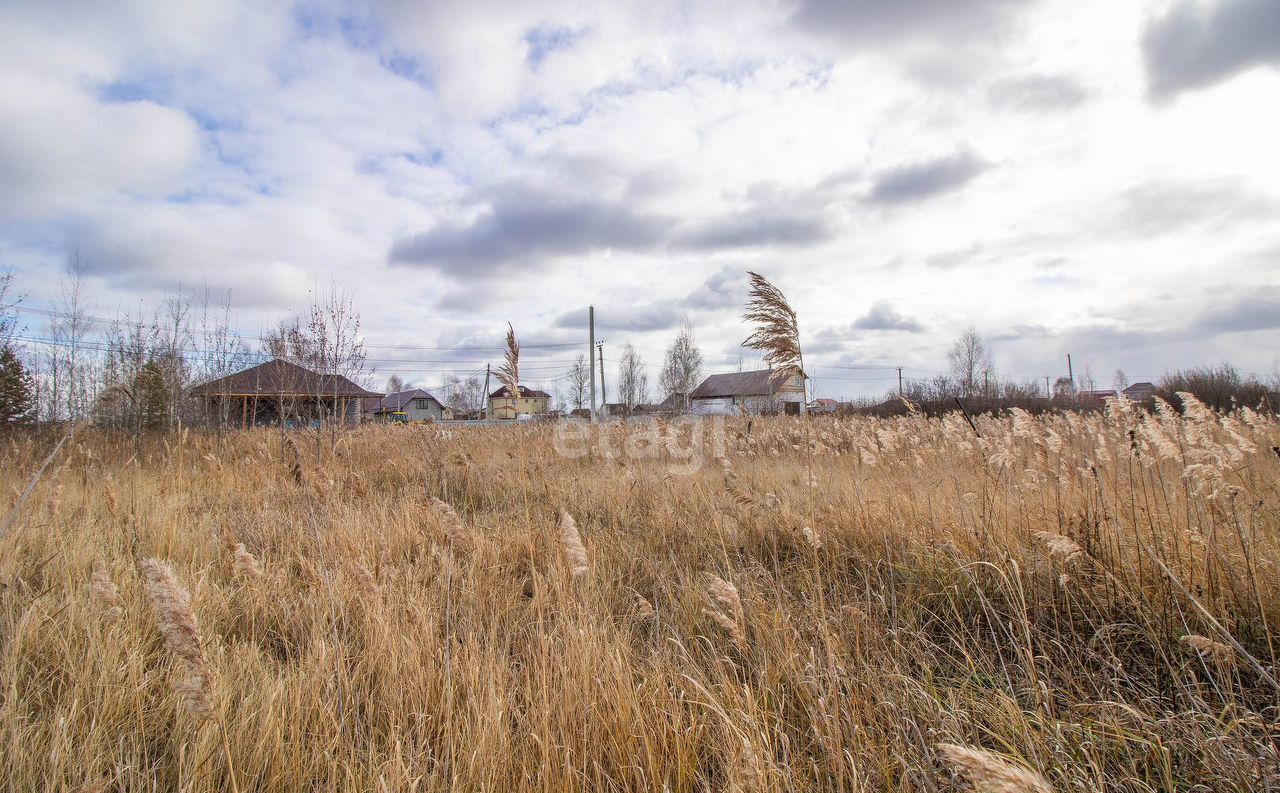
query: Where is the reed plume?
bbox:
[558,511,589,579]
[90,563,123,623]
[1034,531,1083,564]
[742,271,804,386]
[47,483,63,517]
[232,543,264,579]
[498,322,521,399]
[1181,634,1236,663]
[936,743,1053,793]
[138,558,215,721]
[284,434,304,485]
[431,497,468,546]
[702,572,746,650]
[103,478,120,521]
[349,558,379,595]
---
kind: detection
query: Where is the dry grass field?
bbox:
[2,397,1279,791]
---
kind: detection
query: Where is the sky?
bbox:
[1,0,1278,400]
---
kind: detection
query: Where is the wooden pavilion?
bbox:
[188,359,382,428]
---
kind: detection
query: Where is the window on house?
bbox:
[415,399,429,409]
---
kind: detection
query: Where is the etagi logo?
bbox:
[552,416,727,476]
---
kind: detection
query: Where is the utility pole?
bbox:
[1045,376,1051,399]
[481,363,490,420]
[588,306,596,422]
[897,366,903,396]
[1066,353,1074,392]
[596,341,607,416]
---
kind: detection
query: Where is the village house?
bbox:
[1123,381,1157,401]
[189,359,381,428]
[1079,388,1117,404]
[362,388,449,422]
[689,369,807,416]
[807,398,839,414]
[488,385,552,420]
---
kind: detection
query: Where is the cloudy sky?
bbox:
[1,0,1278,398]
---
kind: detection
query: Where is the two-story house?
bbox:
[488,385,551,420]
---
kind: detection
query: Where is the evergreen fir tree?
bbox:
[0,346,34,425]
[137,359,170,429]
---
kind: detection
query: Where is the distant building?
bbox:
[808,398,838,414]
[189,359,380,428]
[654,391,690,413]
[604,401,667,418]
[362,389,448,422]
[1079,389,1117,403]
[689,369,806,416]
[1123,381,1157,401]
[488,385,552,420]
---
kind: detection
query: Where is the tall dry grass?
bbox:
[1,395,1279,790]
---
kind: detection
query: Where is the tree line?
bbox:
[0,258,368,433]
[2,260,1275,431]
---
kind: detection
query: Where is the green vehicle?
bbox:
[384,411,409,424]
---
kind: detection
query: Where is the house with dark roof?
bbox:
[362,389,449,422]
[689,368,806,416]
[1123,381,1157,401]
[488,385,552,420]
[188,359,381,428]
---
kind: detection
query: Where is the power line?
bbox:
[5,304,583,351]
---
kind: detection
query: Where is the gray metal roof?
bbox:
[690,369,788,399]
[381,389,444,410]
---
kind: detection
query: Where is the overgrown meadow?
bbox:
[2,396,1278,791]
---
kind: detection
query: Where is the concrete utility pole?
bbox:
[1045,376,1051,399]
[1066,353,1074,391]
[481,363,490,419]
[897,366,903,396]
[588,306,597,422]
[596,341,607,416]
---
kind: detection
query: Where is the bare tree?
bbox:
[616,344,648,413]
[444,373,484,418]
[659,316,703,410]
[1113,369,1128,392]
[386,374,405,394]
[263,316,318,367]
[196,283,249,430]
[99,307,159,438]
[947,326,994,398]
[308,283,367,440]
[48,252,97,420]
[154,292,193,428]
[566,353,591,412]
[0,267,20,350]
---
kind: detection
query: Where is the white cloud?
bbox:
[0,0,1278,397]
